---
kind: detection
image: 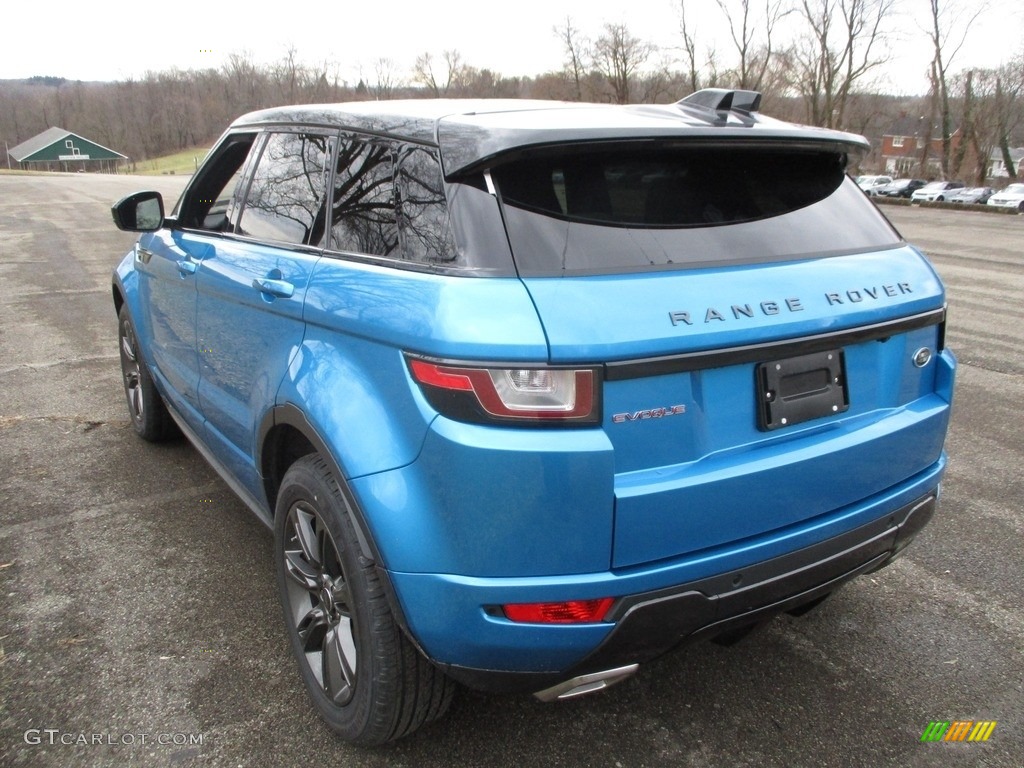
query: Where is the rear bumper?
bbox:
[388,462,943,691]
[570,491,934,673]
[442,490,936,694]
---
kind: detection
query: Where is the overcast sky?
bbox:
[4,0,1021,96]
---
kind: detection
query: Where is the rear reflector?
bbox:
[408,360,475,391]
[503,598,615,624]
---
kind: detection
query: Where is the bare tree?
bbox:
[715,0,791,91]
[792,0,893,128]
[272,47,301,104]
[412,50,467,97]
[223,51,265,113]
[637,59,678,103]
[956,69,991,182]
[443,51,471,95]
[925,0,986,176]
[526,72,583,100]
[677,1,704,93]
[413,53,443,97]
[306,61,333,102]
[555,17,589,100]
[994,56,1024,178]
[591,22,655,104]
[950,68,973,178]
[949,65,1021,183]
[918,62,941,177]
[372,58,400,100]
[455,68,523,98]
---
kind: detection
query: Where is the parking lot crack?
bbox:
[0,414,121,430]
[0,481,223,541]
[961,359,1023,377]
[0,354,119,375]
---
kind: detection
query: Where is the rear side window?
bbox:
[330,137,399,257]
[328,137,456,264]
[489,143,902,275]
[397,145,457,263]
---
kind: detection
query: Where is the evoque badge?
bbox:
[612,405,687,424]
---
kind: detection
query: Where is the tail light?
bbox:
[406,356,601,426]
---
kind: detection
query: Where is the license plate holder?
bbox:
[756,349,849,431]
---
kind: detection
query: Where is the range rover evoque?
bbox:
[111,90,956,745]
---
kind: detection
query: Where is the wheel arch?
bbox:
[112,247,141,318]
[258,404,383,566]
[259,403,425,657]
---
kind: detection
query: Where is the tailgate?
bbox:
[522,247,952,568]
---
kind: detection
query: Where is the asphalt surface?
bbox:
[0,174,1021,768]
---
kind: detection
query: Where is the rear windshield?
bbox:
[488,143,901,275]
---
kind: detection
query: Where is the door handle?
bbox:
[177,258,198,276]
[252,278,294,298]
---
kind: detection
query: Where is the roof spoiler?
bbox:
[678,89,762,115]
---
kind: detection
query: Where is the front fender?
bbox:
[112,246,157,380]
[112,247,139,314]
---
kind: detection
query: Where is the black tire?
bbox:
[117,304,178,442]
[274,454,454,745]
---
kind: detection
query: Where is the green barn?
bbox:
[8,127,127,172]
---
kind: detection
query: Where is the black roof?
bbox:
[233,97,870,176]
[884,115,959,139]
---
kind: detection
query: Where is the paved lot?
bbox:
[0,174,1021,767]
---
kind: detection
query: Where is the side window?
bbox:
[178,133,257,231]
[397,146,456,263]
[329,137,399,257]
[236,132,330,246]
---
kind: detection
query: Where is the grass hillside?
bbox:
[136,147,210,176]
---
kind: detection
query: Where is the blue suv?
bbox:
[111,91,956,745]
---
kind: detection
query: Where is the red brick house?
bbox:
[880,115,963,178]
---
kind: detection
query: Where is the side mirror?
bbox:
[112,191,165,232]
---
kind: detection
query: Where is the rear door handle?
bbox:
[177,258,198,276]
[252,278,294,298]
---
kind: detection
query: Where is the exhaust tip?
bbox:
[533,664,639,702]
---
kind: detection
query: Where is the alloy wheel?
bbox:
[119,317,144,422]
[282,502,358,706]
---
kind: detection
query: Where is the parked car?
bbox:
[911,180,965,202]
[856,174,893,195]
[110,91,956,745]
[874,178,927,198]
[948,186,995,205]
[987,183,1024,212]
